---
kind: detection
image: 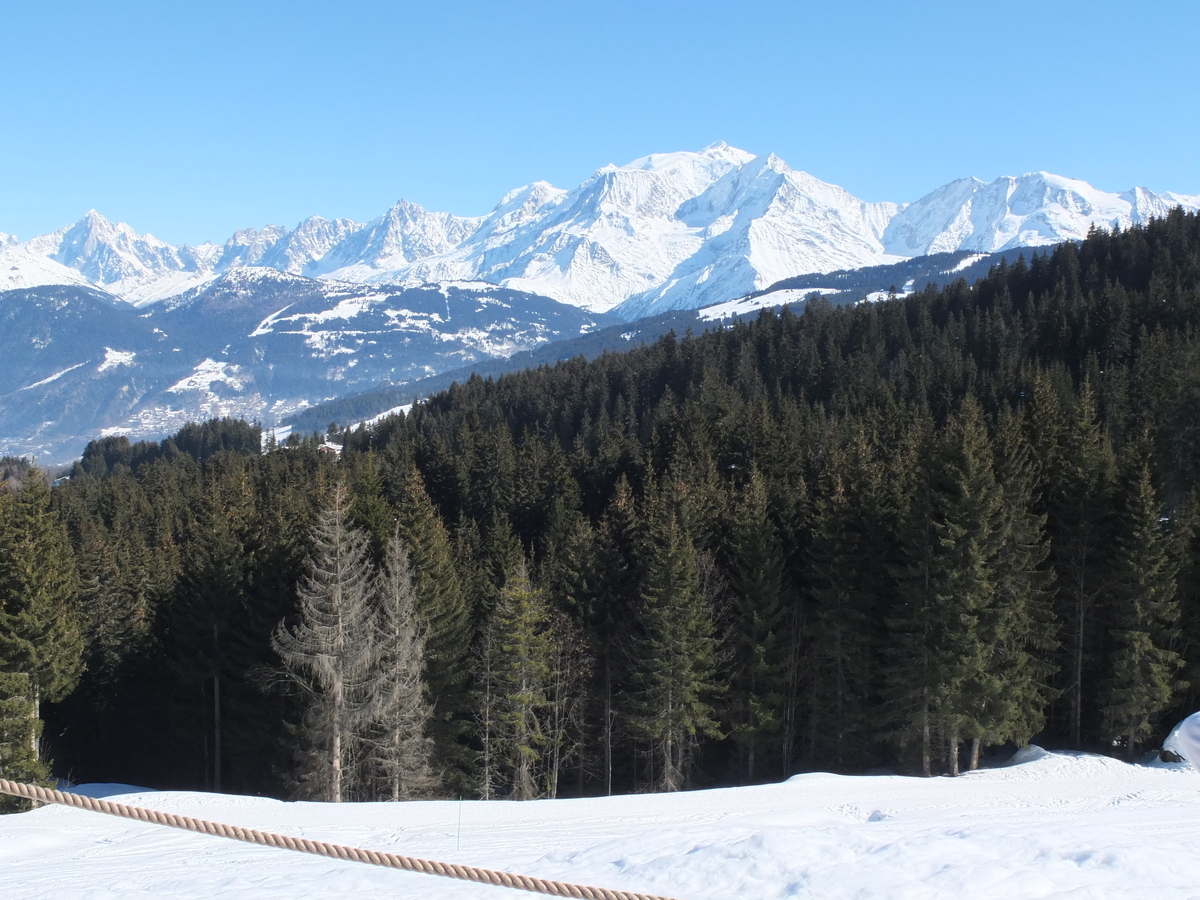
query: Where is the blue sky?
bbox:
[2,0,1196,245]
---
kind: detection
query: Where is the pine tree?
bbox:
[1101,456,1184,757]
[272,483,375,801]
[478,560,554,800]
[803,429,882,772]
[0,471,83,767]
[0,672,48,810]
[973,410,1059,767]
[1046,381,1116,746]
[390,465,472,788]
[724,466,788,781]
[588,476,643,795]
[886,400,1006,776]
[627,486,722,791]
[361,529,436,800]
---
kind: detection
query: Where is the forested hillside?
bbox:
[4,210,1200,801]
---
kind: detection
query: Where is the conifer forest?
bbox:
[3,211,1200,803]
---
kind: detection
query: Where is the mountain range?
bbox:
[5,143,1197,316]
[3,144,1198,463]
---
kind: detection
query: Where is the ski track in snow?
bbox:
[3,750,1200,898]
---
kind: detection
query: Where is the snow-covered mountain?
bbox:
[5,146,1196,317]
[882,171,1200,257]
[0,273,615,463]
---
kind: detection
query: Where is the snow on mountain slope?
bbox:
[310,199,483,281]
[6,148,1199,316]
[327,144,758,312]
[0,242,97,291]
[883,172,1200,256]
[8,211,369,306]
[616,152,903,318]
[2,749,1199,899]
[259,215,364,274]
[0,274,617,463]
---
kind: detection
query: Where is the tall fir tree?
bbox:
[361,529,436,800]
[803,427,882,771]
[627,484,722,791]
[974,409,1059,767]
[887,400,1007,775]
[390,464,473,789]
[0,471,83,768]
[1046,380,1116,746]
[272,483,375,801]
[724,466,788,781]
[478,560,555,800]
[1101,454,1184,757]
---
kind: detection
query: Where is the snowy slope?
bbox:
[883,172,1200,256]
[0,241,97,291]
[2,749,1199,899]
[5,148,1199,316]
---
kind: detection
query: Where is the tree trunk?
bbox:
[969,737,982,771]
[948,732,960,777]
[603,662,613,796]
[332,675,343,802]
[920,691,931,777]
[30,682,40,758]
[213,623,222,793]
[1072,584,1084,747]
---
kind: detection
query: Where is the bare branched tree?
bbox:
[272,483,375,802]
[362,528,436,800]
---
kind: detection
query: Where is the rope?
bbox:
[0,779,678,900]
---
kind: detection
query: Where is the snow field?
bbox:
[2,749,1199,899]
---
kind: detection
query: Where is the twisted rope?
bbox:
[0,779,677,900]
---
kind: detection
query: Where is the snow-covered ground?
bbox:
[698,287,836,321]
[2,748,1199,898]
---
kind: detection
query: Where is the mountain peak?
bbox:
[6,149,1199,316]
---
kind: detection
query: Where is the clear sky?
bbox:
[2,0,1196,246]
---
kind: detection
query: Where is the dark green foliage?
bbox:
[1101,455,1185,756]
[0,672,49,810]
[724,467,788,780]
[21,210,1200,797]
[627,484,722,791]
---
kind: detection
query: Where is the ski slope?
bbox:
[2,748,1199,899]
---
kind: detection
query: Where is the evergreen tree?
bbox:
[803,429,881,771]
[974,410,1059,767]
[628,487,722,791]
[0,471,83,764]
[1045,380,1116,746]
[272,483,375,801]
[724,466,788,780]
[1101,456,1184,757]
[478,561,554,800]
[887,400,1006,776]
[390,465,473,788]
[588,476,643,794]
[362,529,436,800]
[0,672,48,810]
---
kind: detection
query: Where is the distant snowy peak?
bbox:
[313,200,482,279]
[25,210,181,289]
[883,172,1199,257]
[262,216,363,274]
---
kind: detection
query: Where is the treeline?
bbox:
[3,210,1200,801]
